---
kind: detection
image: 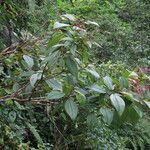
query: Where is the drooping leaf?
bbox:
[46,78,62,91]
[23,55,34,69]
[122,105,142,124]
[54,22,70,29]
[100,107,113,125]
[103,76,114,90]
[62,14,76,21]
[144,101,150,108]
[89,84,106,94]
[30,73,41,87]
[65,98,78,120]
[47,91,65,100]
[86,68,100,79]
[65,55,78,77]
[110,93,125,116]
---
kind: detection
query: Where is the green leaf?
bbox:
[86,68,100,79]
[121,92,137,102]
[100,107,113,125]
[47,91,65,100]
[89,84,106,93]
[26,122,43,145]
[129,71,138,77]
[47,34,64,48]
[44,51,60,66]
[65,98,78,120]
[76,90,86,105]
[110,93,125,116]
[13,83,20,92]
[62,14,76,21]
[144,101,150,108]
[54,22,70,29]
[30,73,41,87]
[65,55,78,77]
[103,76,114,90]
[14,101,25,110]
[9,111,16,122]
[122,105,142,124]
[86,20,99,26]
[87,113,97,127]
[119,77,129,88]
[46,78,62,91]
[23,55,34,69]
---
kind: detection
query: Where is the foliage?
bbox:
[117,117,150,150]
[0,0,150,149]
[54,0,150,67]
[0,13,149,149]
[0,0,50,49]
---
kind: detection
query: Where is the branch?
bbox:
[0,95,58,106]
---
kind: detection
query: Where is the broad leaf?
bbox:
[30,73,41,87]
[121,105,142,124]
[110,93,125,116]
[47,91,65,100]
[47,33,64,48]
[65,55,78,77]
[23,55,34,69]
[44,51,60,66]
[46,78,62,91]
[89,84,106,93]
[87,113,97,126]
[103,76,114,90]
[76,90,86,105]
[86,68,100,79]
[100,107,113,125]
[13,83,20,92]
[65,98,78,120]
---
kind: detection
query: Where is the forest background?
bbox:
[0,0,150,149]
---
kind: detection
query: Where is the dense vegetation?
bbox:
[0,0,150,149]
